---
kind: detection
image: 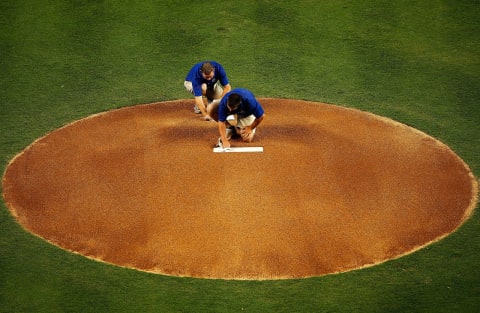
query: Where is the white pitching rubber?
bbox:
[213,147,264,153]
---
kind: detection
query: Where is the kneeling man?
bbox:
[208,88,265,149]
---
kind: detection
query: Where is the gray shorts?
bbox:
[235,114,255,128]
[184,80,223,99]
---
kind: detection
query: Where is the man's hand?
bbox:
[222,139,231,149]
[203,114,213,121]
[240,126,253,141]
[218,121,231,148]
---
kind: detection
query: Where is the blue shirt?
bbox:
[218,88,265,122]
[185,61,229,97]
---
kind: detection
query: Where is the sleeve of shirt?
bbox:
[247,96,265,118]
[186,63,204,97]
[218,98,228,122]
[192,79,203,97]
[216,64,229,86]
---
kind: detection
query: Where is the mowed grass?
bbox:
[1,1,479,312]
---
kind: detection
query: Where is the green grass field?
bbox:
[1,1,479,312]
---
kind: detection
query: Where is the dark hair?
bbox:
[200,62,214,74]
[227,93,241,110]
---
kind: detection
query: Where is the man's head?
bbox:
[227,93,241,111]
[200,62,215,80]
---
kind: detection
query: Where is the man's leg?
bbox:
[205,89,215,103]
[213,81,224,99]
[236,115,256,142]
[205,81,224,102]
[206,100,220,122]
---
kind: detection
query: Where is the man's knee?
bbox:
[201,83,208,96]
[207,100,220,121]
[243,132,255,142]
[213,82,224,98]
[238,126,256,142]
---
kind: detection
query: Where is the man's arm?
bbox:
[195,96,212,120]
[248,114,265,130]
[218,121,230,149]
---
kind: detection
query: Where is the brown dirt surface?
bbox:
[2,99,478,280]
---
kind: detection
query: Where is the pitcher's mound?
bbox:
[2,99,477,280]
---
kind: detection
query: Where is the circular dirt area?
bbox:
[2,99,477,280]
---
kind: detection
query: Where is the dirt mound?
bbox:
[2,99,477,279]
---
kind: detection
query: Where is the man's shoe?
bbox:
[194,104,201,114]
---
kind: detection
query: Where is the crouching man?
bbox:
[208,88,265,149]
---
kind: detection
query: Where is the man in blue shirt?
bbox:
[184,61,231,120]
[209,88,265,149]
